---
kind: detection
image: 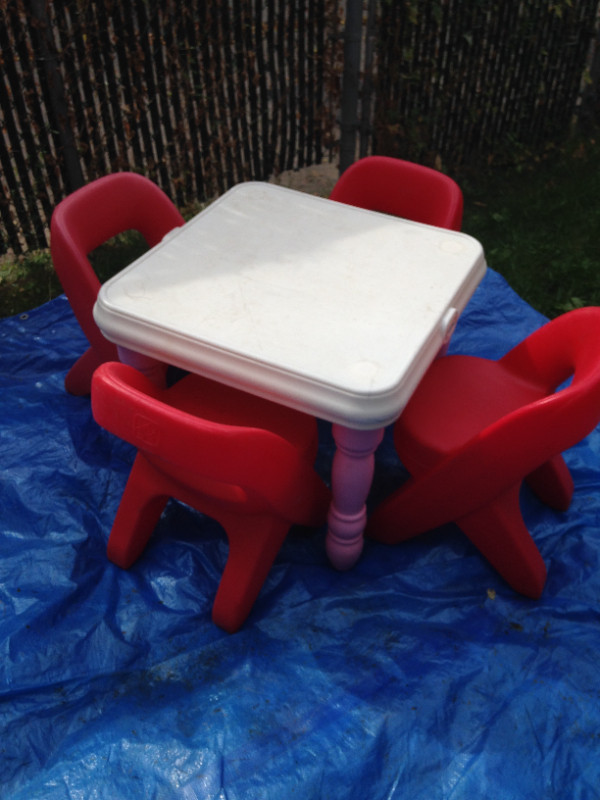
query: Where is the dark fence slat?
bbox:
[233,4,260,178]
[135,2,172,190]
[253,0,272,177]
[275,1,290,173]
[157,5,193,207]
[178,6,212,200]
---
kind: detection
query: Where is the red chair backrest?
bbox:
[91,362,328,521]
[330,155,463,231]
[50,172,184,353]
[481,307,600,473]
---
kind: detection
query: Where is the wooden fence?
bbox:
[1,0,599,256]
[1,0,341,255]
[372,0,599,167]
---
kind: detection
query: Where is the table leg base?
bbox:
[326,506,367,571]
[325,425,384,571]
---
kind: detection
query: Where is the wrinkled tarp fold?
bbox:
[1,268,599,799]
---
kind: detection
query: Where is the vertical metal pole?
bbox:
[360,0,377,158]
[29,0,84,192]
[577,0,600,133]
[339,0,363,174]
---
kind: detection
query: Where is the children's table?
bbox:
[94,182,486,569]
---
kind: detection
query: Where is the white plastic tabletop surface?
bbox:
[94,182,486,428]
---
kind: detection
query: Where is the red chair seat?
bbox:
[397,356,550,470]
[367,307,600,598]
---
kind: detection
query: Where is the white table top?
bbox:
[94,182,486,428]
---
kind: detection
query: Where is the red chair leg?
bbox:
[456,484,547,598]
[525,454,574,512]
[65,346,108,396]
[211,511,291,633]
[106,454,169,568]
[367,465,476,545]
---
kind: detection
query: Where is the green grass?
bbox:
[0,232,149,318]
[0,250,60,317]
[1,138,599,319]
[459,137,600,318]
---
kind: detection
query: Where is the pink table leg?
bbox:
[326,424,384,570]
[117,346,167,387]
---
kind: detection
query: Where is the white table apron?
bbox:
[95,182,486,570]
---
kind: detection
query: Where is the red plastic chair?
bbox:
[367,307,600,598]
[91,362,331,632]
[329,155,463,231]
[50,172,185,396]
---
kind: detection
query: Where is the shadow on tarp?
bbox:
[1,268,600,799]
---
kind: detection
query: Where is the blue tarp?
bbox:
[1,268,599,799]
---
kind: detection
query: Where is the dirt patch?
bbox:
[269,161,339,198]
